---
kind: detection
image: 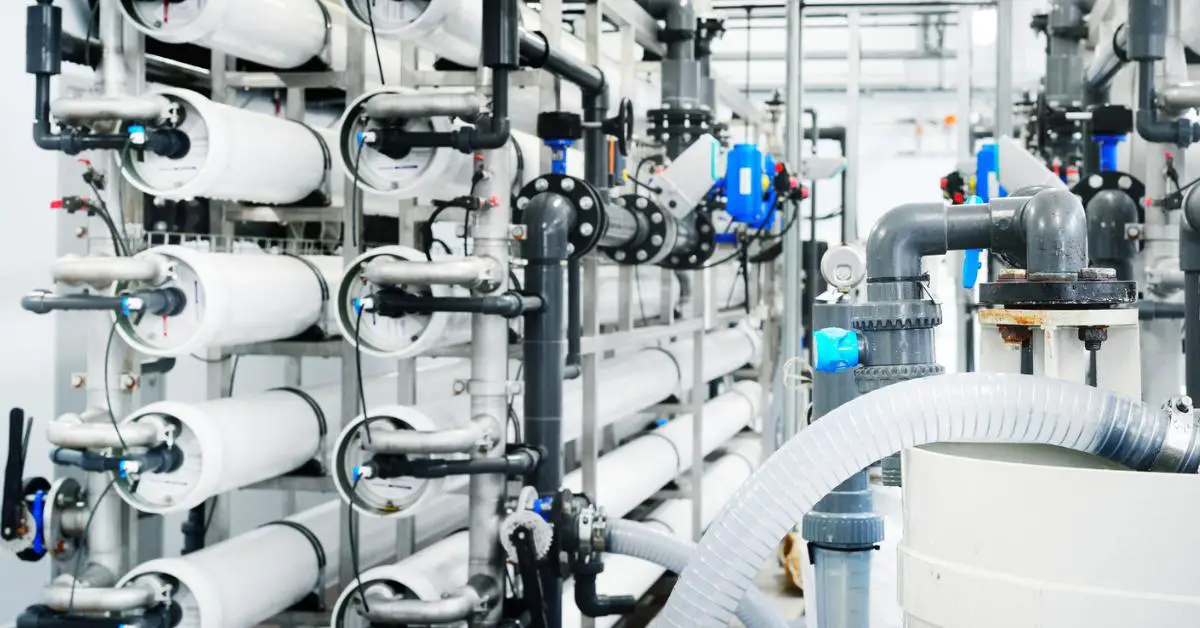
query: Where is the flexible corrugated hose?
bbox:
[652,373,1200,628]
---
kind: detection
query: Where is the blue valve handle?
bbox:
[813,327,861,373]
[962,195,985,290]
[545,139,574,175]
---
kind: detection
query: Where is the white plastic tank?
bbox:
[116,245,341,356]
[118,0,329,69]
[120,88,329,204]
[336,245,473,358]
[900,443,1200,627]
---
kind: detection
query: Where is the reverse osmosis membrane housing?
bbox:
[337,88,580,199]
[115,245,340,357]
[120,88,331,204]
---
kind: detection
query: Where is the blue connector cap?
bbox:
[532,496,554,521]
[813,327,860,373]
[128,125,146,146]
[352,465,366,482]
[31,490,46,556]
[117,460,131,480]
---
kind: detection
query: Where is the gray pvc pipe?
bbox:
[604,520,788,628]
[865,188,1088,283]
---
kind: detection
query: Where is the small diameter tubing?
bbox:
[605,520,786,628]
[653,373,1200,628]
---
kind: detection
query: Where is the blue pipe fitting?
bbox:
[545,139,574,175]
[1093,134,1126,173]
[813,327,861,373]
[962,195,985,290]
[127,125,146,146]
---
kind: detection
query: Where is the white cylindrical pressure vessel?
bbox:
[118,0,329,69]
[331,395,472,518]
[337,88,579,199]
[562,382,760,518]
[115,245,341,356]
[120,88,329,204]
[336,245,473,358]
[112,365,466,514]
[331,531,470,626]
[340,0,481,68]
[117,498,461,628]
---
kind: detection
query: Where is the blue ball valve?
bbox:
[813,327,861,373]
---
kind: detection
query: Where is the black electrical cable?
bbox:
[200,495,218,543]
[507,363,524,443]
[66,478,116,614]
[348,477,371,613]
[350,140,366,248]
[87,180,131,251]
[227,355,241,396]
[365,0,386,86]
[633,268,649,323]
[102,320,129,452]
[83,1,99,69]
[354,305,373,444]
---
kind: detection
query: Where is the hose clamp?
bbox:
[1152,396,1200,473]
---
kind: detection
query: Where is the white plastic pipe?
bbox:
[330,433,762,627]
[117,496,465,628]
[120,87,328,204]
[113,360,469,513]
[563,437,762,628]
[118,0,328,69]
[654,373,1197,628]
[562,381,760,517]
[115,245,341,357]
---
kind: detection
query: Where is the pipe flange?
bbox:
[515,175,608,259]
[978,271,1137,307]
[1070,170,1145,215]
[601,195,675,266]
[660,211,717,269]
[801,511,885,549]
[42,477,84,563]
[851,301,942,331]
[647,108,714,143]
[854,363,945,394]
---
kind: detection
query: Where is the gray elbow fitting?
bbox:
[1017,187,1089,278]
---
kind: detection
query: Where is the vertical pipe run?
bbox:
[806,109,820,356]
[467,142,513,628]
[1186,272,1200,398]
[782,0,805,441]
[521,193,572,625]
[996,0,1015,139]
[843,10,861,243]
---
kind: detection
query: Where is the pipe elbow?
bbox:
[1018,188,1088,277]
[865,203,949,280]
[522,192,575,261]
[1135,109,1200,146]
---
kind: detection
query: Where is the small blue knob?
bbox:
[813,327,860,373]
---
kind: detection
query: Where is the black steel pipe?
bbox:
[368,290,541,319]
[521,191,573,626]
[519,30,606,95]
